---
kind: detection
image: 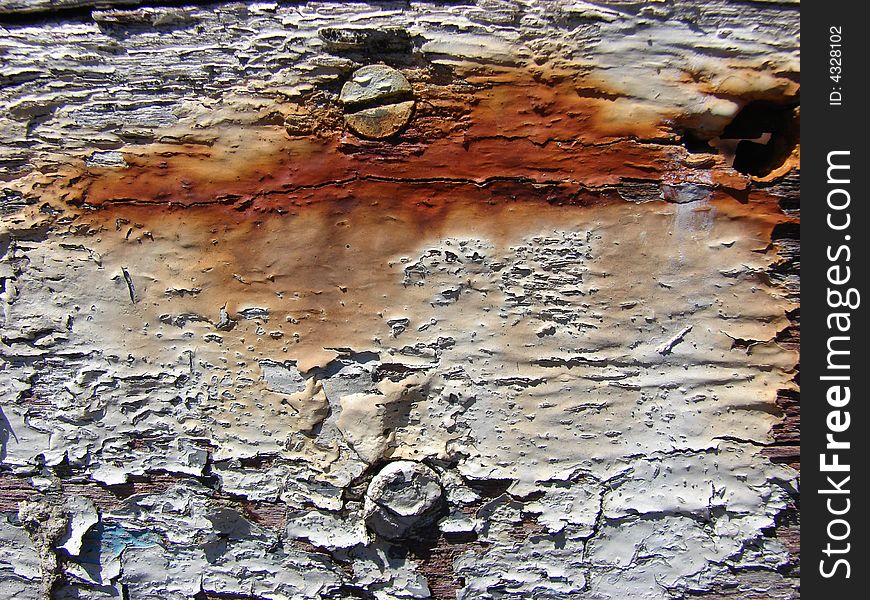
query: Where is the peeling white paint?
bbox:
[0,1,799,598]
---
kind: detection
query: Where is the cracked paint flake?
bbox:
[1,1,799,598]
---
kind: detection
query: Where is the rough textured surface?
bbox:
[0,1,799,598]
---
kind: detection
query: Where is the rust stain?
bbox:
[52,68,750,210]
[17,64,797,375]
[55,188,793,375]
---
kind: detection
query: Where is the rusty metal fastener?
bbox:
[339,65,415,139]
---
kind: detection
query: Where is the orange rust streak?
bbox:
[74,69,691,209]
[84,135,676,207]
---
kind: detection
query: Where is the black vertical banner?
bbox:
[802,3,868,598]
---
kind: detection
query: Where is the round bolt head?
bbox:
[364,461,444,540]
[339,65,415,139]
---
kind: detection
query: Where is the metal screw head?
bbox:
[363,461,444,540]
[339,65,415,139]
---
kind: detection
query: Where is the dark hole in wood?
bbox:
[721,100,799,177]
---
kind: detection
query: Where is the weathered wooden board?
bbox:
[1,2,799,599]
